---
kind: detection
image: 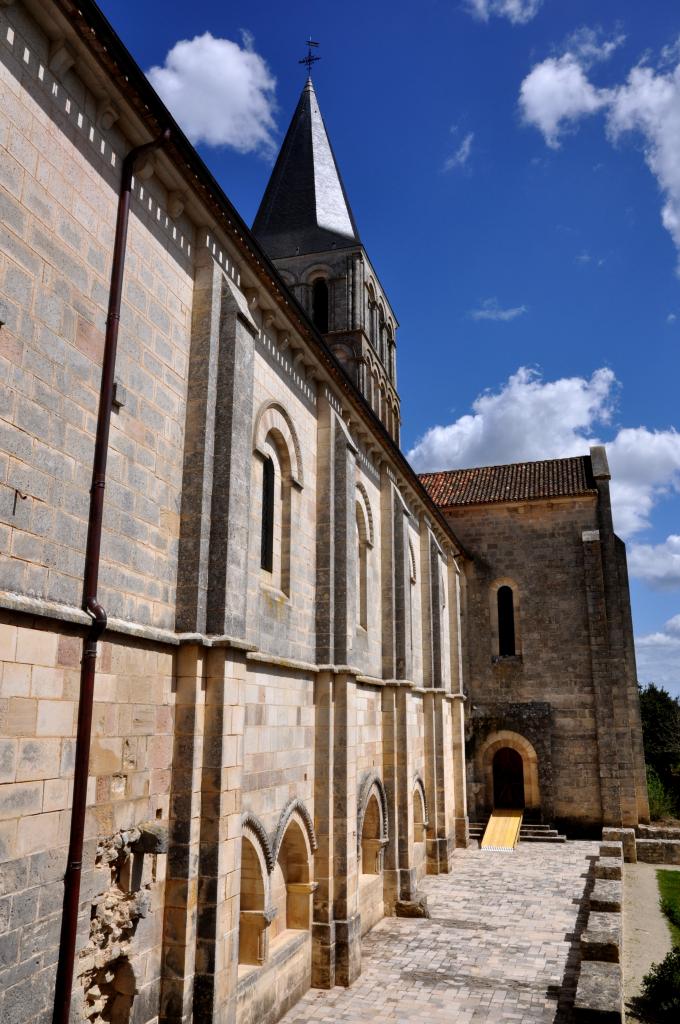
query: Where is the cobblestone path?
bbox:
[282,841,599,1024]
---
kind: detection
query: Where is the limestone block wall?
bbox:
[246,344,318,663]
[351,464,383,678]
[355,686,383,782]
[0,613,175,1023]
[448,495,640,832]
[407,522,424,685]
[241,664,315,831]
[0,3,193,629]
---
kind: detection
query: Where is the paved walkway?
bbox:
[282,842,599,1024]
[623,861,679,1012]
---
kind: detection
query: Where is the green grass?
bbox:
[657,869,680,948]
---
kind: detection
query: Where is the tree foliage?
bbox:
[627,948,680,1023]
[639,683,680,812]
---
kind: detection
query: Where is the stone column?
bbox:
[312,670,335,988]
[395,687,427,909]
[422,690,450,873]
[582,529,623,825]
[315,397,335,665]
[592,448,649,826]
[333,417,358,665]
[176,252,222,632]
[613,538,650,823]
[192,646,245,1024]
[206,277,257,637]
[160,644,206,1024]
[449,568,469,847]
[380,472,397,679]
[381,683,400,914]
[332,673,361,985]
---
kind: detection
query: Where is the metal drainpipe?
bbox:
[52,129,170,1024]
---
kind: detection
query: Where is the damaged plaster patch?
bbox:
[78,827,151,1023]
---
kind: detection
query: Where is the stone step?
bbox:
[520,833,567,844]
[468,822,567,844]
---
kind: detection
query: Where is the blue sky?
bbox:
[100,0,680,694]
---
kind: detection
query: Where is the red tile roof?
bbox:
[418,456,596,509]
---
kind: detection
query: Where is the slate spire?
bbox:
[252,78,361,259]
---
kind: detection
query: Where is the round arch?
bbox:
[271,798,317,865]
[357,772,389,854]
[413,774,428,843]
[253,401,304,489]
[355,482,374,549]
[477,731,540,813]
[241,811,274,874]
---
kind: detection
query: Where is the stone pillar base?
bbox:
[395,895,430,919]
[426,837,452,874]
[455,816,470,848]
[311,920,336,989]
[334,914,362,986]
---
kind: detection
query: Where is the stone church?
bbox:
[0,2,648,1023]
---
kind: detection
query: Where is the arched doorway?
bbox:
[493,748,525,809]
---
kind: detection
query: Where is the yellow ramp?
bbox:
[481,809,523,851]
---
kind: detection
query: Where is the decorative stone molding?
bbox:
[253,400,304,489]
[241,812,274,873]
[271,798,318,865]
[49,39,75,77]
[413,774,429,829]
[355,482,374,548]
[356,771,389,854]
[167,191,186,219]
[97,97,119,131]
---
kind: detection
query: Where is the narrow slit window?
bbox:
[356,506,368,630]
[497,585,516,656]
[312,278,329,333]
[261,456,274,572]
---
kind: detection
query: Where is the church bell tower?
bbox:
[252,72,401,442]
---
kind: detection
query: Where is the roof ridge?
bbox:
[418,453,590,479]
[418,455,597,508]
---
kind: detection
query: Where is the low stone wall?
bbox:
[635,824,680,864]
[574,840,624,1023]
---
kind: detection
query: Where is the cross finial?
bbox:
[299,37,320,77]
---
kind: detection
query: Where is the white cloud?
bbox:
[628,535,680,589]
[520,39,680,269]
[636,614,680,695]
[444,132,474,171]
[147,31,277,155]
[606,426,680,537]
[466,0,543,25]
[408,365,615,472]
[469,298,527,321]
[668,312,678,323]
[519,54,609,148]
[407,365,680,540]
[607,64,680,268]
[566,27,626,67]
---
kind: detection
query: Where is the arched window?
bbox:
[312,278,329,333]
[360,793,383,875]
[413,784,426,844]
[238,835,267,966]
[356,503,368,630]
[366,285,377,348]
[378,306,386,364]
[271,818,312,934]
[260,455,274,573]
[497,585,516,656]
